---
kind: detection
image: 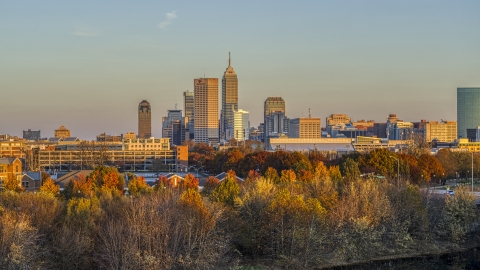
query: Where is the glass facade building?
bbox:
[457,88,480,139]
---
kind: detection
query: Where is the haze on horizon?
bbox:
[1,0,479,140]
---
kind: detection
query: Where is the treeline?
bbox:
[189,143,477,184]
[0,162,479,269]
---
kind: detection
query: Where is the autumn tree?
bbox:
[127,176,150,196]
[278,169,296,185]
[203,176,220,195]
[264,167,279,183]
[2,175,24,192]
[39,177,60,195]
[181,173,199,190]
[418,153,445,183]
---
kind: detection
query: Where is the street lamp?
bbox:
[390,156,400,188]
[472,152,474,193]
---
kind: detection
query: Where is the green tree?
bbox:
[210,174,240,206]
[341,158,361,182]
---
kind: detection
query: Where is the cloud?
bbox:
[158,11,177,29]
[72,26,100,37]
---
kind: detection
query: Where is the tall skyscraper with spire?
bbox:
[138,100,151,139]
[221,52,238,141]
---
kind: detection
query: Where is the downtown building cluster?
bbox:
[2,51,480,188]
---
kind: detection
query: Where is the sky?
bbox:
[1,0,480,139]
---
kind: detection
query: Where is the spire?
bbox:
[228,52,231,66]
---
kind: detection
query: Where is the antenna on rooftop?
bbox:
[309,108,311,118]
[175,103,177,110]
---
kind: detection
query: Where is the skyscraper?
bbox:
[457,88,480,139]
[264,97,288,146]
[183,90,194,139]
[194,78,219,144]
[264,96,286,118]
[138,100,151,139]
[162,109,188,146]
[221,53,238,141]
[233,109,249,141]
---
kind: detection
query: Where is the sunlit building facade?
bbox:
[194,78,219,144]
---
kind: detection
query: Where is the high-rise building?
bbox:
[183,90,195,139]
[138,100,151,139]
[457,88,480,138]
[221,53,238,141]
[162,109,189,146]
[233,109,249,141]
[264,96,286,117]
[264,97,288,147]
[194,78,219,144]
[289,117,321,139]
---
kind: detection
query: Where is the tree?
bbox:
[439,186,477,242]
[181,174,199,190]
[279,169,296,184]
[264,167,279,183]
[341,158,360,182]
[203,176,220,195]
[127,176,150,196]
[418,153,445,182]
[329,166,342,184]
[210,174,240,206]
[2,175,24,192]
[222,148,244,172]
[363,149,397,177]
[39,177,60,195]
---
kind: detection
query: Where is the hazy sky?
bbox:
[1,1,479,139]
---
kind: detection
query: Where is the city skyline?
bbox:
[1,1,480,139]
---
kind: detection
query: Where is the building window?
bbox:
[22,181,29,188]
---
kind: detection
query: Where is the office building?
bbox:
[55,125,71,139]
[457,88,480,138]
[233,109,249,141]
[424,121,457,142]
[388,121,413,140]
[23,129,41,141]
[221,53,238,141]
[138,100,152,139]
[264,96,286,117]
[162,109,188,146]
[264,97,288,146]
[194,78,219,144]
[326,114,351,126]
[183,90,195,139]
[289,117,321,139]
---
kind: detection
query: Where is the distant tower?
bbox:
[221,52,238,141]
[194,78,219,144]
[264,97,288,146]
[183,90,195,139]
[457,88,480,139]
[138,100,151,139]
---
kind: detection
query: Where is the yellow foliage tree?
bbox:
[127,176,150,196]
[39,177,60,195]
[2,175,24,192]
